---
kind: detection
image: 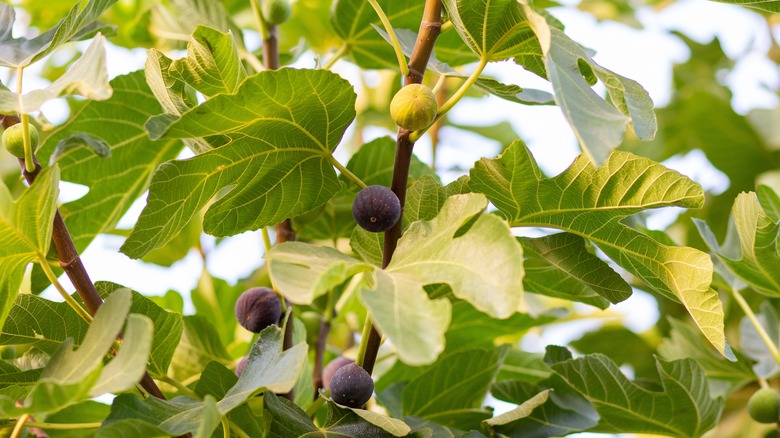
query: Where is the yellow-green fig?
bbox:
[389,84,438,131]
[262,0,292,25]
[2,123,39,158]
[748,387,780,424]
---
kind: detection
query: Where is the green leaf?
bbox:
[218,325,306,412]
[0,166,59,330]
[469,141,725,357]
[267,242,374,304]
[103,326,304,435]
[570,326,658,381]
[489,377,598,437]
[386,193,524,319]
[88,313,153,397]
[738,301,780,378]
[696,192,780,296]
[170,315,231,382]
[0,35,111,114]
[1,295,89,356]
[659,318,754,395]
[0,290,141,417]
[361,269,452,366]
[402,346,509,430]
[0,0,118,68]
[707,0,780,12]
[95,282,183,378]
[122,68,356,257]
[553,354,723,437]
[262,392,318,437]
[521,233,632,309]
[195,362,264,436]
[48,133,111,165]
[169,25,247,97]
[149,0,244,51]
[145,49,211,154]
[442,0,537,62]
[523,8,655,165]
[36,71,184,253]
[331,0,424,69]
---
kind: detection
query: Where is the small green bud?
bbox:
[2,123,39,158]
[262,0,292,25]
[389,84,438,131]
[748,387,780,424]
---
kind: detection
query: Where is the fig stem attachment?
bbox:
[38,254,93,324]
[329,155,367,189]
[367,0,410,77]
[15,67,35,173]
[250,0,271,41]
[410,57,488,143]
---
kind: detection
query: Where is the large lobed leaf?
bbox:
[0,167,59,330]
[469,141,726,357]
[122,68,356,258]
[522,7,655,165]
[36,71,184,253]
[552,354,723,437]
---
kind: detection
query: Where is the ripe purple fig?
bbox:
[323,357,354,390]
[352,185,401,233]
[329,363,373,408]
[234,287,282,333]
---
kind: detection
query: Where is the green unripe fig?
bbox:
[389,84,438,131]
[2,123,39,158]
[261,0,292,25]
[748,387,780,424]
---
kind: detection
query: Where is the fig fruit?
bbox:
[352,185,401,233]
[323,357,354,390]
[262,0,292,25]
[2,123,39,158]
[748,387,780,424]
[234,287,282,333]
[389,84,437,131]
[329,363,373,408]
[235,355,249,377]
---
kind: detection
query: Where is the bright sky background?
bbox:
[12,1,777,433]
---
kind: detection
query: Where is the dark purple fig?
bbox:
[323,357,354,390]
[235,355,249,377]
[329,363,373,408]
[234,287,282,333]
[352,185,401,233]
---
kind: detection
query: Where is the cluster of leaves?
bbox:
[0,0,779,436]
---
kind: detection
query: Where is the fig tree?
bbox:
[352,185,401,233]
[329,363,373,408]
[261,0,292,25]
[234,287,282,333]
[389,84,437,131]
[748,387,780,424]
[323,357,354,390]
[2,123,39,158]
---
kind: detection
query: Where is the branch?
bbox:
[361,0,443,375]
[0,114,167,401]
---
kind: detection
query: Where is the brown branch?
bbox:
[1,114,167,401]
[362,0,443,376]
[312,318,331,398]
